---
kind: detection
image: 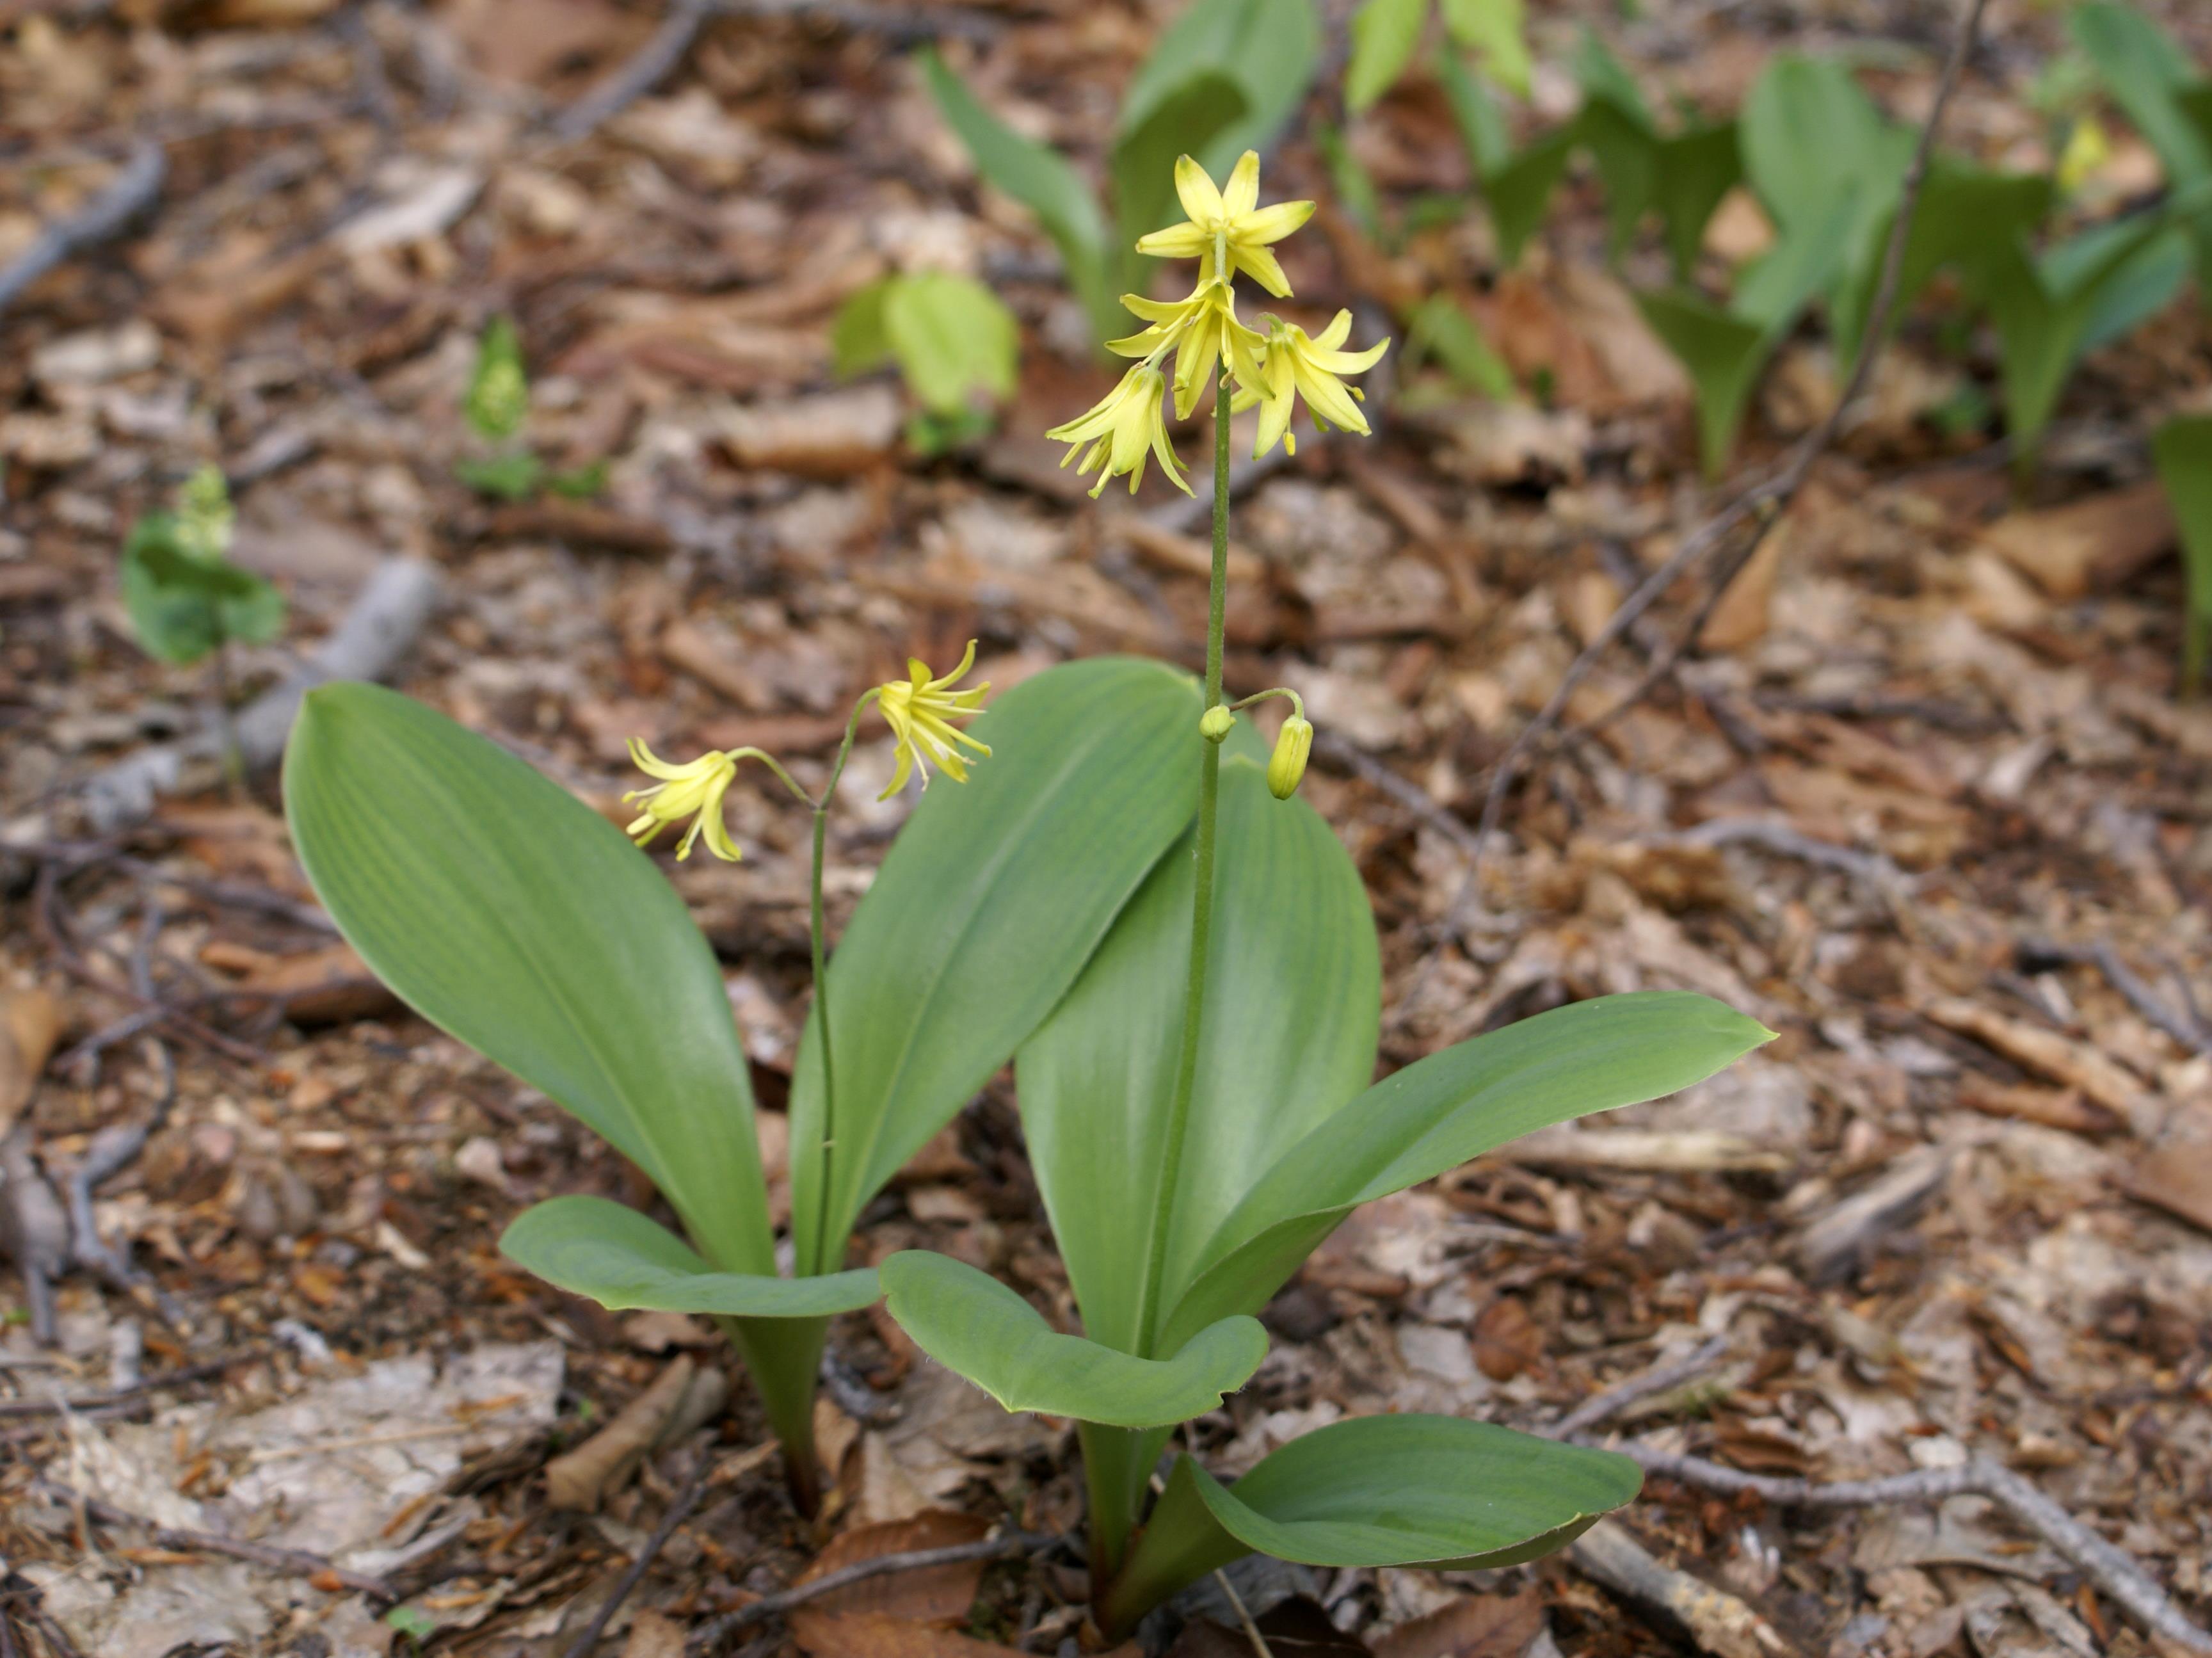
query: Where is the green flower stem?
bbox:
[1134,367,1233,1360]
[803,689,879,1280]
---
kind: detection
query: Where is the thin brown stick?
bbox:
[562,1458,714,1658]
[1550,1336,1730,1440]
[1597,1447,2212,1657]
[2017,938,2212,1060]
[0,141,165,316]
[0,1351,259,1420]
[31,1479,399,1600]
[1459,0,1991,898]
[685,1532,1059,1656]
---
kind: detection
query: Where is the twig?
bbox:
[1673,817,1916,903]
[1457,0,1991,898]
[1550,1335,1730,1440]
[685,1531,1059,1655]
[0,140,166,316]
[1213,1568,1276,1658]
[561,1458,715,1658]
[1595,1447,2212,1657]
[31,1479,399,1600]
[2016,938,2212,1060]
[0,1351,253,1421]
[553,0,714,141]
[1314,731,1480,857]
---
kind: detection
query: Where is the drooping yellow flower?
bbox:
[1266,712,1313,800]
[1044,365,1189,497]
[1240,311,1390,459]
[1135,151,1315,298]
[624,740,744,862]
[877,640,992,798]
[1110,279,1266,421]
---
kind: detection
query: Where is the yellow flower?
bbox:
[1240,311,1390,459]
[624,740,744,862]
[1266,712,1313,800]
[1135,151,1315,298]
[1110,279,1266,421]
[2057,117,2110,197]
[1043,365,1190,497]
[877,640,992,798]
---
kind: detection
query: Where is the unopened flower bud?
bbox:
[1199,705,1235,743]
[1266,715,1313,800]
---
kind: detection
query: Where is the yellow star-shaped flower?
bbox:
[1238,311,1390,459]
[1043,365,1190,497]
[1134,151,1315,298]
[1109,279,1266,421]
[878,640,992,798]
[623,740,744,862]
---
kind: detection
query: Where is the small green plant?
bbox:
[880,152,1768,1636]
[1347,0,1531,115]
[385,1605,438,1650]
[121,465,283,783]
[2154,415,2212,691]
[832,270,1019,455]
[923,0,1319,344]
[454,317,607,503]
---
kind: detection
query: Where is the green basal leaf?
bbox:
[1018,757,1381,1360]
[920,49,1116,339]
[1740,54,1909,246]
[1650,122,1741,281]
[454,451,545,501]
[1120,0,1319,186]
[1439,51,1512,181]
[120,512,285,666]
[284,683,774,1280]
[1316,122,1386,245]
[1345,0,1427,115]
[1571,29,1650,129]
[879,1251,1265,1428]
[2153,414,2212,690]
[1484,126,1575,267]
[1631,291,1770,479]
[1155,991,1772,1354]
[1443,0,1531,99]
[831,278,895,380]
[1577,97,1658,262]
[883,271,1021,415]
[787,657,1204,1276]
[1102,1417,1642,1631]
[1402,293,1516,398]
[504,1198,879,1317]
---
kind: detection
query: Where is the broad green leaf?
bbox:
[2069,4,2211,188]
[1402,294,1515,398]
[1571,29,1650,129]
[879,1250,1265,1428]
[1439,51,1511,179]
[1018,757,1381,1358]
[283,682,773,1279]
[1443,0,1530,97]
[465,316,530,441]
[1632,291,1771,479]
[2069,221,2192,352]
[454,451,545,501]
[1110,71,1248,289]
[1484,127,1575,266]
[502,1197,879,1317]
[1156,991,1771,1353]
[831,278,894,380]
[1577,98,1658,261]
[1346,0,1425,114]
[1316,122,1386,243]
[1103,1417,1642,1629]
[787,658,1203,1275]
[1650,122,1742,280]
[921,50,1115,339]
[884,272,1020,415]
[1740,55,1907,243]
[1121,0,1320,184]
[1829,162,2052,366]
[2153,414,2212,689]
[120,514,285,665]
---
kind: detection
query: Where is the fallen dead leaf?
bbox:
[2123,1139,2212,1235]
[0,986,62,1136]
[789,1611,1027,1658]
[794,1511,990,1625]
[1374,1586,1544,1658]
[1977,482,2175,601]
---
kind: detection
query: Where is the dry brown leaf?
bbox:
[1977,482,2175,601]
[0,986,61,1137]
[545,1356,726,1511]
[1470,1296,1544,1383]
[2123,1139,2212,1235]
[623,1609,689,1658]
[790,1611,1026,1658]
[794,1511,990,1625]
[1922,1000,2151,1125]
[198,940,396,1026]
[1955,1077,2122,1136]
[1699,525,1786,654]
[1374,1586,1543,1658]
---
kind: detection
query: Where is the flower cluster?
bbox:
[1046,152,1390,496]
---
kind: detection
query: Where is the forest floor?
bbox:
[4,2,2212,1657]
